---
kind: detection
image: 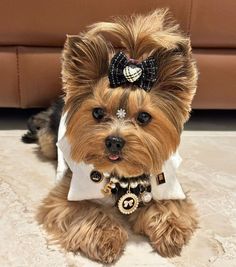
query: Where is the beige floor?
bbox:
[0,129,235,267]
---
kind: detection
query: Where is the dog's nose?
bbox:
[105,136,125,152]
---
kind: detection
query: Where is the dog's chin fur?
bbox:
[33,9,198,264]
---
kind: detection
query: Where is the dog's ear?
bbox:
[151,40,198,123]
[62,34,110,104]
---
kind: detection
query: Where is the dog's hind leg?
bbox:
[37,128,57,160]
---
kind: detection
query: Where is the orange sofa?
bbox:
[0,0,235,109]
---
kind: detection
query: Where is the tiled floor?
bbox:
[0,109,235,267]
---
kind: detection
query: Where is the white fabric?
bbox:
[56,112,68,181]
[56,113,186,201]
[57,136,107,201]
[150,152,186,200]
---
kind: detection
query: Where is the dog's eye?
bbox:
[136,112,152,125]
[92,107,105,121]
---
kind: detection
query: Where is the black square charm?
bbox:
[156,172,166,185]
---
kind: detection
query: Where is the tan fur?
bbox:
[37,9,198,263]
[37,173,128,263]
[38,129,57,160]
[28,108,57,159]
[130,198,198,257]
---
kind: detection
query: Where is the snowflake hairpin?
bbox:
[116,108,126,120]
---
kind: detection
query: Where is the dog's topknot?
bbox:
[86,9,187,58]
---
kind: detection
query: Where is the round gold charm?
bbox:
[90,170,103,183]
[118,193,139,215]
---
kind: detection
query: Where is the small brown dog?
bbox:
[35,9,198,264]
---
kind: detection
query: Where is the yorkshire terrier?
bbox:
[23,9,198,264]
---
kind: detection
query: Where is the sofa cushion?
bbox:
[190,0,236,48]
[0,0,191,47]
[193,49,236,108]
[0,47,19,107]
[17,47,61,108]
[1,46,235,109]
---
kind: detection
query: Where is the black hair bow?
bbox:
[108,52,158,91]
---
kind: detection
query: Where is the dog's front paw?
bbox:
[150,222,192,257]
[133,199,198,258]
[37,180,128,264]
[92,225,128,264]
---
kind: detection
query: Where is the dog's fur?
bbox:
[22,98,64,159]
[24,10,198,264]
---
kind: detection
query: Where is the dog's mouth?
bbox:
[107,153,122,162]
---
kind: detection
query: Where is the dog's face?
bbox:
[65,80,181,177]
[62,10,197,177]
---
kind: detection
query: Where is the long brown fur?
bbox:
[130,198,198,257]
[37,173,128,263]
[37,9,198,263]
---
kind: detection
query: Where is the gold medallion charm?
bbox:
[118,192,139,215]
